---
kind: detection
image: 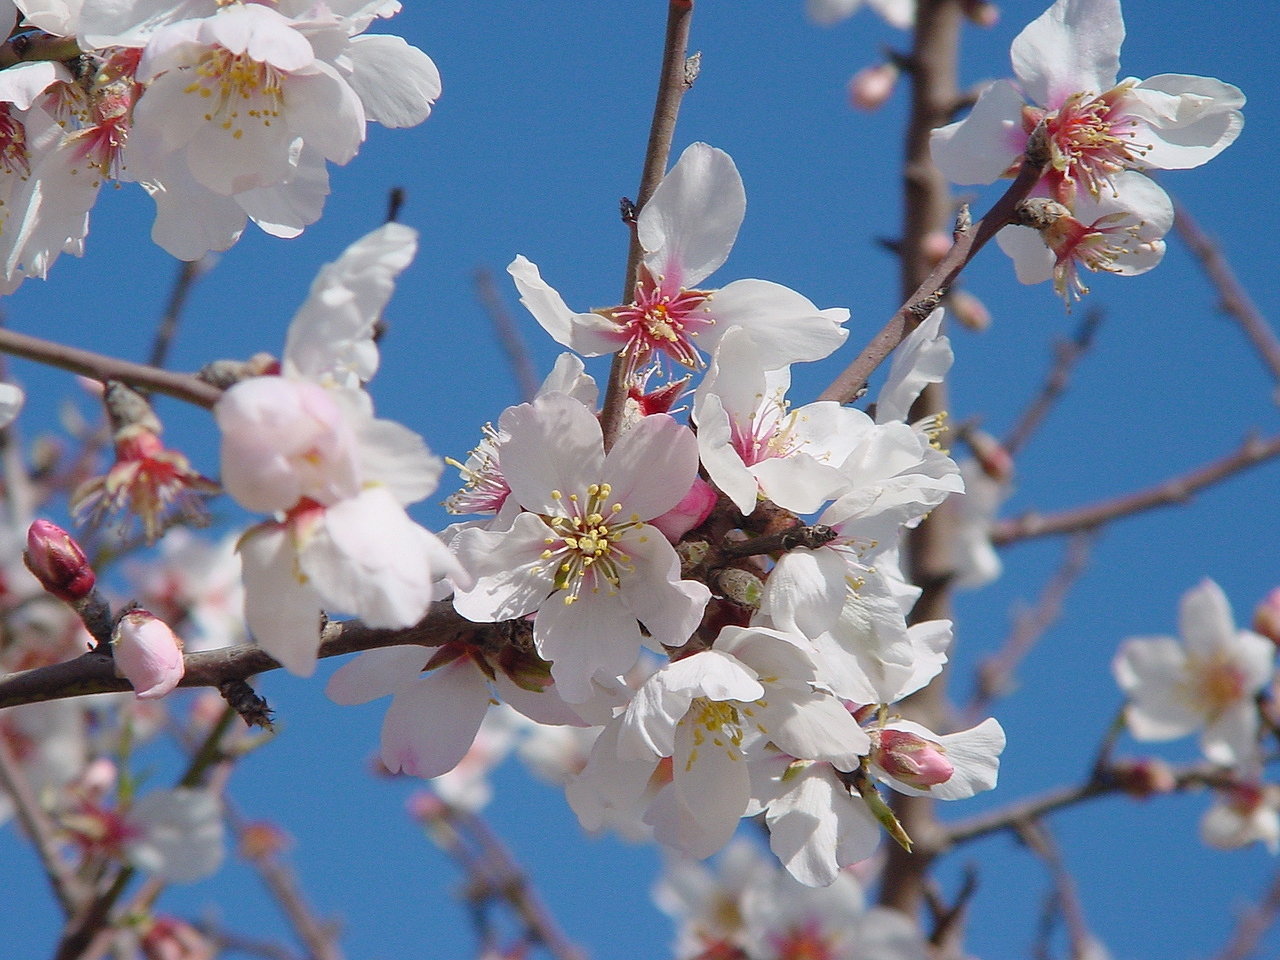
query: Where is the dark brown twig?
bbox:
[147,259,211,370]
[474,266,540,403]
[992,432,1280,545]
[1002,309,1104,458]
[599,0,696,451]
[1173,198,1280,386]
[0,328,222,408]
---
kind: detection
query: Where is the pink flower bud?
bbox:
[238,820,290,860]
[947,289,992,332]
[961,0,999,27]
[649,477,718,543]
[921,230,954,267]
[873,728,954,789]
[1112,758,1176,798]
[847,62,899,112]
[112,610,184,700]
[24,520,96,602]
[1253,588,1280,646]
[966,428,1014,483]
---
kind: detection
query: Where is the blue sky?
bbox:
[2,1,1280,957]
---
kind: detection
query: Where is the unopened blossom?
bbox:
[931,0,1244,209]
[112,609,185,700]
[866,717,1005,800]
[1113,579,1275,767]
[25,520,95,603]
[452,392,710,702]
[510,143,848,378]
[848,63,899,112]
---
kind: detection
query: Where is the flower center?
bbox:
[445,424,511,515]
[539,483,644,602]
[1043,211,1144,304]
[1024,83,1148,204]
[184,48,284,139]
[730,387,804,468]
[603,266,715,372]
[686,698,749,770]
[0,106,28,178]
[1194,654,1248,717]
[770,920,838,960]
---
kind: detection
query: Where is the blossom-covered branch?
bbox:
[992,432,1280,544]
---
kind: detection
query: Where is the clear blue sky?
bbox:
[2,1,1279,957]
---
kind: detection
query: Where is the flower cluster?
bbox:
[0,0,438,290]
[931,0,1243,302]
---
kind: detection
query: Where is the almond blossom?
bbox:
[1113,579,1275,767]
[452,392,710,703]
[806,0,914,29]
[509,143,849,378]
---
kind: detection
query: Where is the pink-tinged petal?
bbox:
[875,307,951,424]
[696,393,759,514]
[507,255,624,356]
[238,524,325,677]
[284,64,366,165]
[996,224,1056,284]
[499,393,605,515]
[1011,0,1124,108]
[325,644,431,705]
[703,279,848,367]
[345,34,440,128]
[1123,75,1245,170]
[648,719,749,858]
[494,673,588,727]
[1179,579,1236,659]
[931,80,1027,185]
[0,62,69,110]
[380,658,491,778]
[760,547,847,639]
[617,531,710,647]
[638,142,745,288]
[535,586,644,704]
[451,512,558,622]
[648,477,717,543]
[1202,700,1260,768]
[602,414,698,521]
[112,611,185,700]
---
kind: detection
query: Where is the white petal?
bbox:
[875,307,951,423]
[1123,75,1245,170]
[325,644,430,705]
[704,279,848,367]
[602,414,698,521]
[499,392,605,515]
[931,80,1027,185]
[507,255,622,356]
[238,524,325,677]
[1011,0,1124,108]
[638,142,745,287]
[380,658,491,778]
[345,34,440,128]
[1178,578,1235,659]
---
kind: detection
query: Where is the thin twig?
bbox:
[1173,197,1280,386]
[0,328,222,408]
[148,259,211,370]
[0,729,87,916]
[992,432,1280,545]
[1212,861,1280,960]
[966,532,1096,724]
[1003,309,1104,458]
[0,601,481,710]
[1015,820,1093,960]
[474,266,540,402]
[599,0,696,451]
[817,157,1044,406]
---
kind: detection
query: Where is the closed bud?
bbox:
[25,520,96,602]
[961,0,999,27]
[872,728,955,789]
[921,230,954,267]
[716,567,764,609]
[848,62,898,112]
[650,477,718,543]
[238,820,289,860]
[947,288,992,332]
[1253,588,1280,646]
[1111,757,1177,798]
[113,610,185,700]
[966,428,1014,483]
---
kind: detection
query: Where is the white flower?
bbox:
[806,0,914,30]
[1201,782,1280,854]
[452,393,710,703]
[509,143,848,376]
[125,788,224,883]
[1113,579,1274,767]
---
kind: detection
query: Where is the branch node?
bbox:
[218,679,274,731]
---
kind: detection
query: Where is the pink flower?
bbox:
[112,609,184,700]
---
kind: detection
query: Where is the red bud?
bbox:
[25,519,96,602]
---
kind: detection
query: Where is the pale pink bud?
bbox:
[141,916,216,960]
[1253,588,1280,646]
[966,429,1014,483]
[112,610,184,700]
[948,289,992,332]
[79,758,118,800]
[649,477,718,543]
[847,62,898,112]
[873,728,954,789]
[961,0,999,27]
[1112,758,1176,798]
[407,789,448,823]
[921,230,954,267]
[25,519,96,602]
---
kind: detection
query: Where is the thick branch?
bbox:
[1173,198,1280,386]
[0,328,222,408]
[599,0,696,450]
[0,602,481,710]
[817,156,1044,406]
[992,432,1280,545]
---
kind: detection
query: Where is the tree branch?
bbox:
[474,266,541,403]
[991,432,1280,545]
[599,0,696,451]
[0,328,222,408]
[1173,197,1280,387]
